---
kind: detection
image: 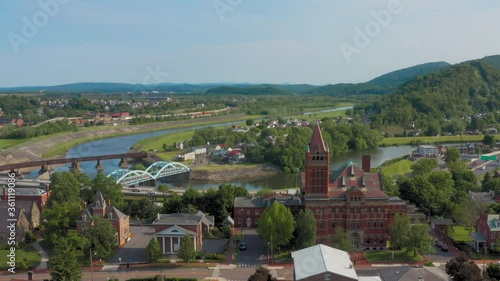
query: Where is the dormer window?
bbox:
[95,201,100,207]
[82,214,87,221]
[341,176,346,187]
[108,212,113,219]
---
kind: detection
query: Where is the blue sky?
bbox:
[1,0,499,87]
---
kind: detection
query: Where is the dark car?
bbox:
[441,245,449,252]
[239,242,247,251]
[435,241,444,248]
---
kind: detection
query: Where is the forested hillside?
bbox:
[481,54,500,69]
[368,61,450,86]
[362,60,500,130]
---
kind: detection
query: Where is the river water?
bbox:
[29,106,418,191]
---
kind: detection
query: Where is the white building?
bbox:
[189,146,207,155]
[417,145,438,157]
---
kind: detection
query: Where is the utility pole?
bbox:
[89,248,95,281]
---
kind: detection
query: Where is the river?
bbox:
[29,105,417,191]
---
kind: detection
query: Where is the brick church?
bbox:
[303,124,409,250]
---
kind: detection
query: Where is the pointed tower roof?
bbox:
[310,123,327,152]
[93,191,107,208]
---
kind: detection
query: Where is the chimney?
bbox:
[157,213,160,221]
[362,155,371,172]
[108,199,111,206]
[84,202,87,209]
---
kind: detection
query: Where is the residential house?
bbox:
[430,218,453,231]
[222,216,235,229]
[207,144,221,155]
[487,128,498,135]
[293,244,358,281]
[302,124,410,249]
[227,150,245,164]
[0,208,30,245]
[0,200,40,229]
[152,211,213,254]
[469,190,500,205]
[471,213,500,252]
[417,145,438,157]
[76,192,131,246]
[189,146,207,155]
[175,142,184,150]
[2,187,50,211]
[176,151,195,161]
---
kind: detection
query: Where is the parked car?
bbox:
[435,241,444,248]
[441,245,449,252]
[239,242,247,251]
[132,188,141,192]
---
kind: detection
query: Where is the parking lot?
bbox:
[237,229,268,266]
[110,226,155,263]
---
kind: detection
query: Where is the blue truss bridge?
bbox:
[107,161,190,186]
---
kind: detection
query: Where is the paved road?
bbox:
[237,229,268,266]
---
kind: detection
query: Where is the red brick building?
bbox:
[470,213,500,252]
[233,194,303,229]
[303,124,408,250]
[76,192,131,246]
[3,187,50,211]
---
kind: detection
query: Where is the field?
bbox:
[382,135,484,146]
[0,139,29,149]
[365,249,424,262]
[0,245,41,270]
[380,160,413,177]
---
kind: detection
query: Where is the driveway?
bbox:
[237,229,268,266]
[109,226,155,263]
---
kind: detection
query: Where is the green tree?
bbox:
[50,236,84,281]
[178,234,195,264]
[91,174,125,209]
[132,163,146,170]
[43,201,80,237]
[484,134,496,148]
[293,209,316,250]
[248,267,277,281]
[84,216,117,259]
[48,171,82,206]
[257,202,296,251]
[389,213,410,250]
[145,238,162,263]
[406,224,432,257]
[330,226,354,252]
[487,263,500,280]
[445,256,483,281]
[445,147,461,164]
[452,197,483,231]
[246,119,254,126]
[411,158,438,176]
[158,184,170,202]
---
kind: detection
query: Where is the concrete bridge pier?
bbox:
[119,157,129,169]
[38,165,49,175]
[95,159,104,172]
[70,161,80,174]
[9,169,20,177]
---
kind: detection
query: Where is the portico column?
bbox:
[170,237,173,253]
[162,237,165,254]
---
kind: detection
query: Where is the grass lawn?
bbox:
[134,130,195,151]
[365,249,424,263]
[382,135,484,146]
[450,226,474,242]
[380,159,413,177]
[0,138,29,149]
[0,245,41,270]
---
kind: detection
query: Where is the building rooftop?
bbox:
[234,196,264,208]
[153,212,209,226]
[293,244,357,281]
[13,188,47,196]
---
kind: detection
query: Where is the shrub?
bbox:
[25,232,37,243]
[424,261,435,266]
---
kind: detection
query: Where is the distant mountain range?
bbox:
[1,55,499,96]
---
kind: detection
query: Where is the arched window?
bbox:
[95,201,100,207]
[108,212,113,219]
[82,214,87,221]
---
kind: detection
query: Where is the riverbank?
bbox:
[0,113,255,166]
[381,134,484,146]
